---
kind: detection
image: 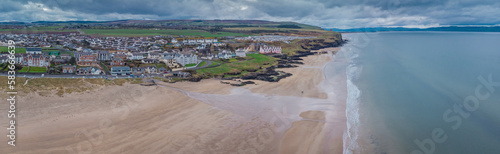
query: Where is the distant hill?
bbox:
[5,20,322,30]
[328,26,500,32]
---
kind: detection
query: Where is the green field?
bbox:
[17,67,28,73]
[28,66,47,73]
[184,63,197,67]
[197,54,277,76]
[0,46,26,54]
[208,61,220,67]
[0,26,77,33]
[82,29,251,37]
[197,61,207,67]
[228,58,238,62]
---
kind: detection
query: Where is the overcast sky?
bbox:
[1,0,500,29]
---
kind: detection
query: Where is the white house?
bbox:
[235,49,246,57]
[128,53,144,60]
[217,52,232,59]
[259,45,282,54]
[145,66,157,74]
[148,52,161,59]
[175,53,198,66]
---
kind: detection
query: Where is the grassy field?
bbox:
[184,63,197,67]
[228,58,239,62]
[17,67,28,73]
[208,61,220,67]
[28,66,47,73]
[0,26,77,33]
[196,54,277,76]
[0,46,26,54]
[197,61,207,67]
[82,29,251,37]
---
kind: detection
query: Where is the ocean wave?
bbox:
[343,64,362,154]
[342,45,363,154]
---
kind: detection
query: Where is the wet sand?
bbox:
[0,47,347,154]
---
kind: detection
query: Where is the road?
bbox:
[0,73,165,79]
[187,60,216,70]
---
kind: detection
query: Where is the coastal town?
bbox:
[0,33,313,80]
[0,18,348,154]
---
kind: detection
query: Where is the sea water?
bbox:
[340,32,500,154]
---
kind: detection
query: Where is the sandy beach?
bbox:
[0,47,346,154]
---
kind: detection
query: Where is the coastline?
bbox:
[0,47,347,153]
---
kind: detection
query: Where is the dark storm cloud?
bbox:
[1,0,500,28]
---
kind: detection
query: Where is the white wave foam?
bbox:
[342,43,363,154]
[343,64,362,154]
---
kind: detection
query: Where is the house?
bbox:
[161,56,180,68]
[97,51,111,61]
[128,53,144,60]
[110,57,126,66]
[148,52,161,59]
[26,47,42,54]
[111,66,131,76]
[77,67,102,75]
[110,53,127,66]
[77,55,98,66]
[113,53,127,60]
[0,56,8,64]
[74,52,93,61]
[188,39,196,44]
[196,45,206,50]
[83,48,93,53]
[132,67,145,74]
[172,71,192,78]
[52,58,68,65]
[23,54,49,67]
[60,54,72,59]
[141,59,157,64]
[171,38,178,43]
[62,65,76,74]
[235,49,246,57]
[145,66,157,74]
[259,45,282,54]
[217,52,232,59]
[175,53,198,66]
[201,53,216,60]
[213,42,226,47]
[158,67,168,73]
[14,54,23,64]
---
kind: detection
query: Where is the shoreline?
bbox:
[0,46,348,153]
[137,46,348,153]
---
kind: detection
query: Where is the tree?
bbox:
[69,57,76,65]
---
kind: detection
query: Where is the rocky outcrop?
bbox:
[241,66,292,82]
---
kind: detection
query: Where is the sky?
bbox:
[1,0,500,29]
